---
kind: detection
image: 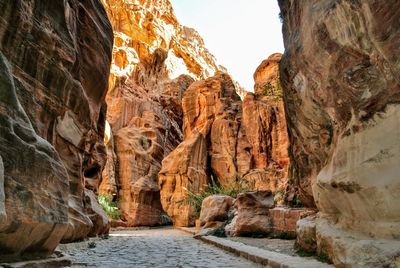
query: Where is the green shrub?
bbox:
[262,79,283,101]
[263,82,275,96]
[98,194,121,220]
[292,196,303,208]
[186,176,249,216]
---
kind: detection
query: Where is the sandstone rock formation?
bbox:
[98,0,222,226]
[160,55,290,226]
[241,54,289,195]
[159,133,208,226]
[0,0,113,260]
[159,73,243,226]
[296,215,317,254]
[225,191,274,237]
[199,195,234,229]
[279,0,400,266]
[269,207,314,238]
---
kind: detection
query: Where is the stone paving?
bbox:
[58,228,260,268]
[227,237,296,256]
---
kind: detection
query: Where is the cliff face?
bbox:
[242,54,289,194]
[160,55,290,226]
[279,0,400,266]
[0,0,113,260]
[99,0,222,226]
[159,73,242,226]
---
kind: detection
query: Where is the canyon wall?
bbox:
[242,53,289,195]
[160,54,289,226]
[0,0,113,260]
[279,0,400,266]
[98,0,223,226]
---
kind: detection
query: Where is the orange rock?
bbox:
[160,58,290,226]
[225,191,274,236]
[0,0,113,259]
[101,55,195,226]
[253,53,283,97]
[159,133,208,227]
[99,0,222,227]
[240,54,289,195]
[269,207,314,237]
[100,0,289,229]
[199,195,235,228]
[159,74,242,226]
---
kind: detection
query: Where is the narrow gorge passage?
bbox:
[0,0,399,267]
[59,228,260,268]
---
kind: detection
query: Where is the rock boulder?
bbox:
[199,195,235,228]
[225,191,274,237]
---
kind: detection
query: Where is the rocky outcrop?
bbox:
[279,0,400,266]
[269,208,314,238]
[159,133,208,226]
[225,191,274,237]
[98,0,222,226]
[0,0,113,260]
[199,195,234,229]
[241,54,289,196]
[85,189,110,237]
[296,215,317,254]
[159,73,243,226]
[181,73,242,186]
[160,55,290,226]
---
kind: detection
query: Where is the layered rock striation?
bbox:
[98,0,222,226]
[0,0,113,260]
[160,55,290,226]
[241,53,289,194]
[279,0,400,266]
[159,73,241,226]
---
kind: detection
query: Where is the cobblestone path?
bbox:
[59,228,260,268]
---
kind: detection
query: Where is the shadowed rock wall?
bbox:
[279,0,400,266]
[0,0,113,260]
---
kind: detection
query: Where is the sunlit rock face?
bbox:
[241,54,289,196]
[99,0,222,226]
[0,0,112,260]
[160,57,290,226]
[279,0,400,266]
[159,73,242,226]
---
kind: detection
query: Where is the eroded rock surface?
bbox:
[159,73,243,226]
[241,54,289,196]
[160,55,290,226]
[0,0,113,259]
[279,0,400,266]
[225,191,274,237]
[296,215,317,254]
[99,0,223,226]
[159,133,208,226]
[199,195,234,229]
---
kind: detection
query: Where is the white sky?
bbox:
[170,0,284,92]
